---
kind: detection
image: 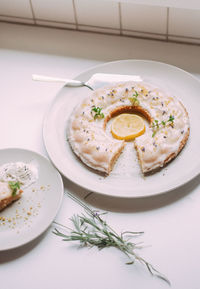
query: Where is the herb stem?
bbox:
[152,115,175,137]
[129,91,140,106]
[53,193,170,285]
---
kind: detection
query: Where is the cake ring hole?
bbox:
[104,106,152,141]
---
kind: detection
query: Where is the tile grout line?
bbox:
[0,15,33,21]
[29,0,36,25]
[0,16,167,37]
[33,19,76,27]
[73,24,120,33]
[118,2,123,36]
[166,7,169,41]
[0,19,200,46]
[0,17,76,28]
[168,34,200,41]
[72,0,78,30]
[120,29,166,37]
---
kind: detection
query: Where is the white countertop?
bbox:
[0,22,200,289]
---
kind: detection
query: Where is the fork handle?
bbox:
[32,74,83,86]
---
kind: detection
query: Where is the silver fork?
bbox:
[32,74,94,90]
[32,73,142,91]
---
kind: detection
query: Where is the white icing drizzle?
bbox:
[68,81,189,174]
[0,161,38,188]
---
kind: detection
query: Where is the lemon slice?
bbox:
[111,113,145,140]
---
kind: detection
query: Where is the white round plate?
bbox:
[43,59,200,198]
[0,148,63,251]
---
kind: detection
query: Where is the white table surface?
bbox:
[0,22,200,289]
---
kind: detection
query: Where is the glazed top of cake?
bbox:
[68,81,189,173]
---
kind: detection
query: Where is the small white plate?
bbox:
[43,60,200,198]
[0,148,63,251]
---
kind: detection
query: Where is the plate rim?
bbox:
[74,58,200,85]
[43,59,200,199]
[0,147,64,251]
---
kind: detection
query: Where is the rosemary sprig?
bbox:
[53,193,170,285]
[152,115,175,137]
[91,106,104,119]
[129,91,140,106]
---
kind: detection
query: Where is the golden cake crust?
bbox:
[0,192,22,211]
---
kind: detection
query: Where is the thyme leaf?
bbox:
[91,106,104,119]
[152,115,175,137]
[53,193,170,285]
[8,181,21,196]
[168,115,175,123]
[129,91,140,106]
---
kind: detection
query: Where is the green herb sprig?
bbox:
[152,115,175,137]
[91,106,104,119]
[8,181,21,196]
[53,193,170,285]
[129,91,140,106]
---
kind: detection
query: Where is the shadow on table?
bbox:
[63,174,200,213]
[0,229,49,264]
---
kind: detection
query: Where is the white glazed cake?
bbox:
[68,81,189,174]
[0,181,23,211]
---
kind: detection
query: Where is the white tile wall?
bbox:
[0,0,33,17]
[75,0,120,30]
[121,3,167,34]
[32,0,75,24]
[0,0,199,45]
[0,0,34,24]
[168,8,200,38]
